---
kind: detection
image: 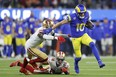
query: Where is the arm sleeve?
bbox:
[43,34,58,40]
[54,33,69,38]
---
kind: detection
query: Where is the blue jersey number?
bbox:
[76,23,85,32]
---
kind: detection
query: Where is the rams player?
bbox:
[44,4,105,74]
[1,16,13,58]
[15,19,26,58]
[20,19,68,75]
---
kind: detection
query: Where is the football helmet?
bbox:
[75,4,87,19]
[42,19,54,28]
[56,51,65,61]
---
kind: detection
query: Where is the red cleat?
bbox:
[20,67,30,75]
[10,60,20,67]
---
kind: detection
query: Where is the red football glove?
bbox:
[57,36,66,43]
[61,67,69,75]
[61,67,68,72]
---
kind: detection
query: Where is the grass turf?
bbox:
[0,56,116,77]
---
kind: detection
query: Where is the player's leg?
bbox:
[10,60,30,75]
[19,50,32,75]
[26,48,48,69]
[21,38,26,57]
[71,38,81,74]
[3,36,8,57]
[15,38,22,58]
[7,35,13,57]
[82,33,105,68]
[28,48,48,63]
[20,46,48,74]
[18,62,35,74]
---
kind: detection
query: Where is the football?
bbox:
[85,21,94,29]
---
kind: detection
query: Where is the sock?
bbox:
[3,45,7,56]
[23,57,29,68]
[22,46,26,56]
[89,42,101,61]
[16,46,21,56]
[18,62,34,73]
[74,57,81,73]
[7,45,12,57]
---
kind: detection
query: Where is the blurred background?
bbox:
[0,0,116,59]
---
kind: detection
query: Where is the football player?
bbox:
[44,4,105,74]
[10,52,70,75]
[20,19,69,75]
[15,19,26,58]
[1,15,14,58]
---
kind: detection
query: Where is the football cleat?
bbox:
[10,60,20,67]
[98,60,105,68]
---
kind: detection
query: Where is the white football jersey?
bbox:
[25,27,45,50]
[48,57,70,74]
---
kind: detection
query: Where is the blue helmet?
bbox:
[75,4,87,19]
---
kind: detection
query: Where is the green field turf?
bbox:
[0,56,116,77]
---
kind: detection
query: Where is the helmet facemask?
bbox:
[56,52,65,64]
[78,12,85,19]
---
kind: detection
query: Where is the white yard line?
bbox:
[86,62,116,64]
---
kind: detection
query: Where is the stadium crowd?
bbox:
[0,11,116,58]
[0,0,116,9]
[0,0,116,58]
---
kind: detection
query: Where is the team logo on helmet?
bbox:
[42,19,54,28]
[56,52,65,60]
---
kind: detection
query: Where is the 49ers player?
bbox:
[48,51,70,74]
[10,52,70,75]
[14,19,69,75]
[19,19,66,75]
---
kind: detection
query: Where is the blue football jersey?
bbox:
[2,21,13,34]
[67,12,89,38]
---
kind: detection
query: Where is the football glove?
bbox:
[57,36,66,43]
[61,67,69,75]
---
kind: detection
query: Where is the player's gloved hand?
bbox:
[61,67,67,72]
[43,28,52,34]
[68,34,71,37]
[61,67,69,75]
[57,36,66,43]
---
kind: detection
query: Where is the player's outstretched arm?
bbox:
[52,19,68,29]
[43,19,69,34]
[54,33,70,38]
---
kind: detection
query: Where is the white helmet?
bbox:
[56,52,65,61]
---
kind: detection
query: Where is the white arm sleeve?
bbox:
[43,34,58,40]
[54,33,69,38]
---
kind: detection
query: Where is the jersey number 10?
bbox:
[76,23,85,32]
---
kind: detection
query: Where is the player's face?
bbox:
[57,58,64,64]
[78,12,85,19]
